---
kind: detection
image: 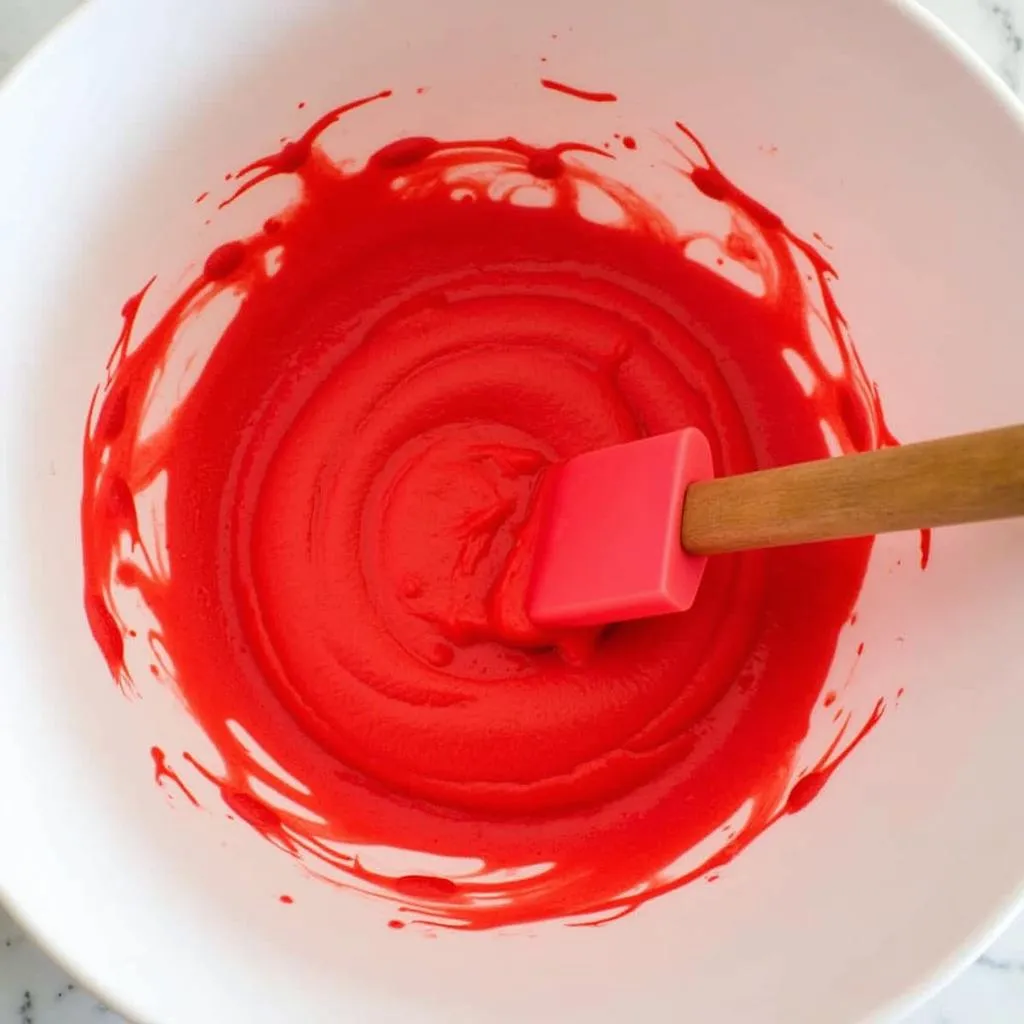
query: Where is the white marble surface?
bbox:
[1,0,1023,1021]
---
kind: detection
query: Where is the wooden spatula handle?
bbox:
[682,424,1024,556]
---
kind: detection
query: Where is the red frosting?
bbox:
[82,85,891,929]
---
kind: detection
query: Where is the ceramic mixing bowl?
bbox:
[1,1,1023,1021]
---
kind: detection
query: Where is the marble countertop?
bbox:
[1,0,1023,1021]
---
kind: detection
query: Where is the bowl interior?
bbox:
[1,1,1024,1022]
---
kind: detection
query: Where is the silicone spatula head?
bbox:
[528,428,714,628]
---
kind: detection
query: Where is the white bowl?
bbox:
[2,1,1024,1021]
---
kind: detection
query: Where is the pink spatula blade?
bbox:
[528,428,713,628]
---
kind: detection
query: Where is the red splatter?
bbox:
[84,593,125,685]
[221,90,392,206]
[151,747,199,807]
[395,875,458,899]
[81,92,894,930]
[204,241,248,281]
[786,700,885,815]
[540,78,618,103]
[370,136,441,169]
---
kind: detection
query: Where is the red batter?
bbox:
[82,86,890,929]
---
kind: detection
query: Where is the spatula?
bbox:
[528,424,1024,628]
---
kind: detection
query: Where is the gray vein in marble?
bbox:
[977,953,1024,973]
[979,0,1024,90]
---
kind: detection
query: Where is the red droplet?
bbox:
[690,166,728,200]
[96,385,129,443]
[786,771,828,814]
[224,791,281,832]
[104,474,136,526]
[528,149,563,180]
[388,919,406,929]
[622,136,637,150]
[394,875,458,899]
[116,562,143,588]
[279,894,294,904]
[204,241,247,281]
[371,137,440,169]
[85,592,124,678]
[120,293,143,320]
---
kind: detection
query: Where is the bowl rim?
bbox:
[0,2,1023,1022]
